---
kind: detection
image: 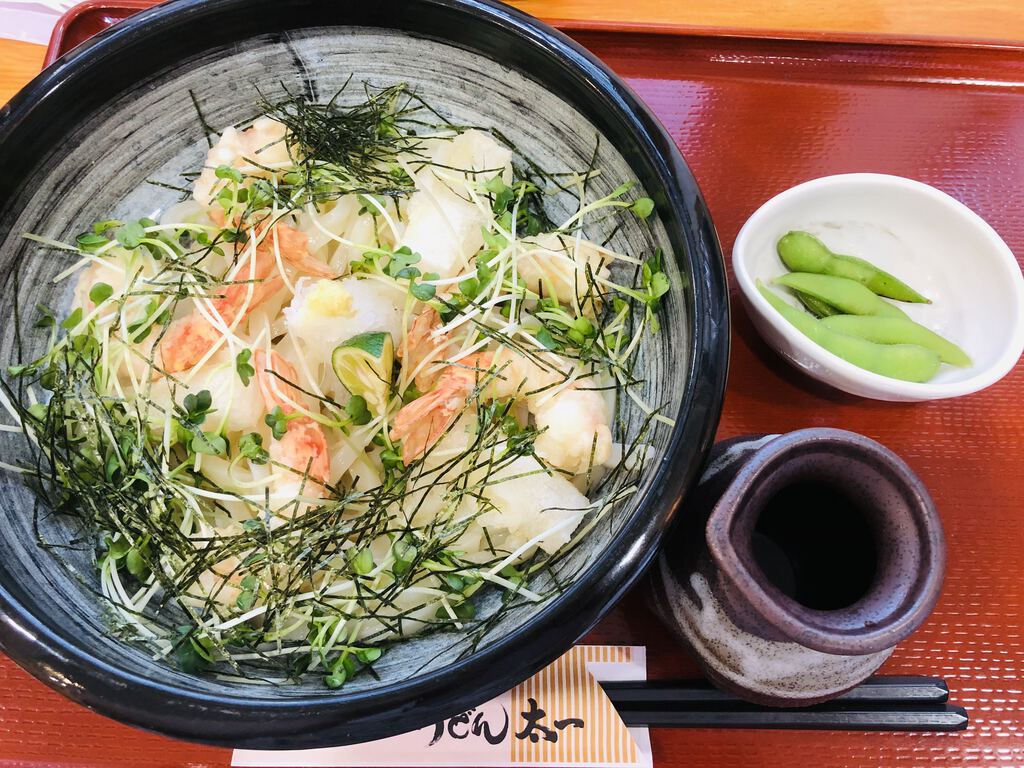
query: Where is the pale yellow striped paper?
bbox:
[511,645,637,765]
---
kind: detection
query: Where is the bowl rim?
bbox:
[0,0,729,748]
[733,172,1024,401]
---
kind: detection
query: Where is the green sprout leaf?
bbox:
[481,227,507,251]
[345,395,371,426]
[191,431,227,457]
[215,164,244,184]
[536,327,559,351]
[610,180,635,199]
[324,668,347,689]
[572,316,595,337]
[380,448,404,472]
[631,197,655,219]
[6,363,34,377]
[436,599,476,621]
[235,348,255,387]
[392,537,418,575]
[61,307,83,331]
[410,273,438,302]
[356,647,382,664]
[88,282,114,306]
[476,256,495,287]
[491,186,515,214]
[92,219,122,235]
[485,175,506,194]
[265,406,290,440]
[239,432,269,465]
[351,547,374,576]
[641,248,671,325]
[459,276,480,300]
[115,220,147,250]
[240,574,260,591]
[174,630,213,675]
[183,389,213,423]
[76,232,108,252]
[650,272,670,299]
[443,573,465,592]
[236,591,256,611]
[242,551,267,566]
[106,535,131,560]
[236,574,260,612]
[357,193,384,217]
[386,246,421,279]
[221,227,248,244]
[126,547,149,580]
[33,304,57,329]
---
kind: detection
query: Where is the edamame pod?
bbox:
[796,291,839,318]
[757,282,942,382]
[777,231,930,303]
[820,315,971,367]
[774,272,908,319]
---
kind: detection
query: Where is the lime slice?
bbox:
[332,332,394,414]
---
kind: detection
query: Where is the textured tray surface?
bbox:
[4,17,1024,768]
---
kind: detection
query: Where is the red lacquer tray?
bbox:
[10,6,1024,768]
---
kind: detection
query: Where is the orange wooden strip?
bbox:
[514,0,1024,43]
[0,39,45,106]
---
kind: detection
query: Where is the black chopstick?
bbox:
[602,675,948,706]
[601,676,967,732]
[615,704,968,731]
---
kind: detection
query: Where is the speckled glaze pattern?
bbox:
[650,429,945,707]
[0,0,730,749]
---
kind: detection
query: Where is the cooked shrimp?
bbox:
[394,344,612,473]
[193,117,291,207]
[254,349,331,501]
[210,210,337,279]
[156,224,314,374]
[531,387,613,475]
[400,308,452,392]
[262,222,336,279]
[492,349,613,474]
[390,352,490,464]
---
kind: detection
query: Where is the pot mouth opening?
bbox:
[708,429,945,656]
[748,475,878,612]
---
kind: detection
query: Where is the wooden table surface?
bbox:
[3,3,1024,768]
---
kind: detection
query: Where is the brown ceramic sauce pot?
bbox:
[650,428,945,706]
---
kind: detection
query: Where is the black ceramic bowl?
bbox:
[0,0,727,748]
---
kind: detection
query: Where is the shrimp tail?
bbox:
[401,308,449,391]
[254,348,300,414]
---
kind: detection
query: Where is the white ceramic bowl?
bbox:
[734,173,1024,401]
